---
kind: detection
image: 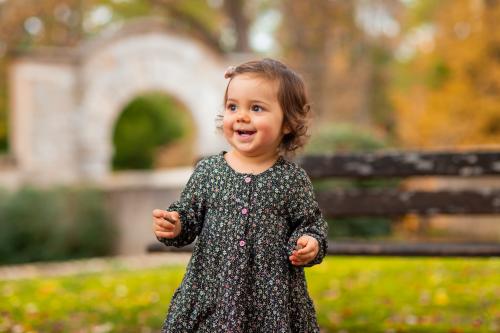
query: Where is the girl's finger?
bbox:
[289,255,300,264]
[164,215,177,223]
[154,220,174,231]
[295,240,307,251]
[154,226,169,233]
[302,248,318,259]
[295,237,315,253]
[293,257,311,266]
[297,238,319,255]
[152,209,165,218]
[293,250,316,262]
[162,219,176,229]
[294,254,311,264]
[164,211,180,223]
[155,230,176,238]
[295,246,313,256]
[154,219,171,230]
[290,253,308,264]
[292,259,305,266]
[294,247,314,257]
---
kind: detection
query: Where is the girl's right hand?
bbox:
[152,209,182,239]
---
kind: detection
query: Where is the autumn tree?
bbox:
[391,0,500,148]
[279,0,404,144]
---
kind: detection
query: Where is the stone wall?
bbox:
[101,167,192,255]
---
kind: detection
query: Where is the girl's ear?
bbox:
[282,124,291,135]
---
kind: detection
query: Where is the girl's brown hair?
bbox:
[219,58,311,155]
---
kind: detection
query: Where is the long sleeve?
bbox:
[158,160,208,248]
[286,168,328,267]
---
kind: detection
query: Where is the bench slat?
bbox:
[317,189,500,217]
[298,151,500,178]
[327,241,500,257]
[146,241,500,257]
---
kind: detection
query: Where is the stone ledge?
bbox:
[100,168,193,190]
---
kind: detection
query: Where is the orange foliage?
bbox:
[392,0,500,148]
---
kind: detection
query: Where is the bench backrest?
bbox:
[297,151,500,256]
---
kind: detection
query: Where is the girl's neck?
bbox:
[225,150,281,175]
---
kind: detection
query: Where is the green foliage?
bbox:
[0,186,115,264]
[0,137,7,152]
[326,217,392,239]
[401,0,443,32]
[59,188,117,258]
[175,0,222,33]
[0,257,498,332]
[305,122,387,154]
[97,0,153,22]
[112,92,190,170]
[426,59,451,89]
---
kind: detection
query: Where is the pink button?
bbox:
[241,208,248,215]
[244,177,251,183]
[239,240,246,247]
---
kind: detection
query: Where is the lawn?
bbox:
[0,256,498,332]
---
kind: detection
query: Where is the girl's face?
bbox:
[223,74,289,158]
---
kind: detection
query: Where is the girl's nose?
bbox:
[236,111,250,122]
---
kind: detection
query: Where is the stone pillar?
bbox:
[9,59,80,185]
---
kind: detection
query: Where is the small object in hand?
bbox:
[295,244,304,251]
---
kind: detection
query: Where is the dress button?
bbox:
[241,208,248,215]
[239,240,246,247]
[244,176,251,183]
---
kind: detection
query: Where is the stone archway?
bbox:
[9,18,228,185]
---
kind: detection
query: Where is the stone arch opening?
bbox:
[111,90,196,170]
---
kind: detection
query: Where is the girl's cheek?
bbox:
[222,116,233,130]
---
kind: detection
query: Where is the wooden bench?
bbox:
[148,150,500,257]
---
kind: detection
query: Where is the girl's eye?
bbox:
[251,105,264,112]
[227,104,237,112]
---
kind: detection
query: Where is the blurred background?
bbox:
[1,0,499,261]
[0,1,499,332]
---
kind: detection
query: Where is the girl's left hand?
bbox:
[289,235,319,266]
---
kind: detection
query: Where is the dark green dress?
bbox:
[159,151,328,332]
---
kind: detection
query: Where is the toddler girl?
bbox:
[152,58,328,332]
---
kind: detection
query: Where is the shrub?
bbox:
[55,187,116,258]
[305,122,387,154]
[112,92,191,170]
[0,186,116,265]
[0,136,7,152]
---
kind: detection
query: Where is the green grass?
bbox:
[309,257,499,333]
[0,257,498,332]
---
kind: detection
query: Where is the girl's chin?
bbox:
[230,141,257,153]
[232,143,254,152]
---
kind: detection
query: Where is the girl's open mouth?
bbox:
[236,130,256,137]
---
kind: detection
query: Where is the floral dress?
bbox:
[158,151,328,333]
